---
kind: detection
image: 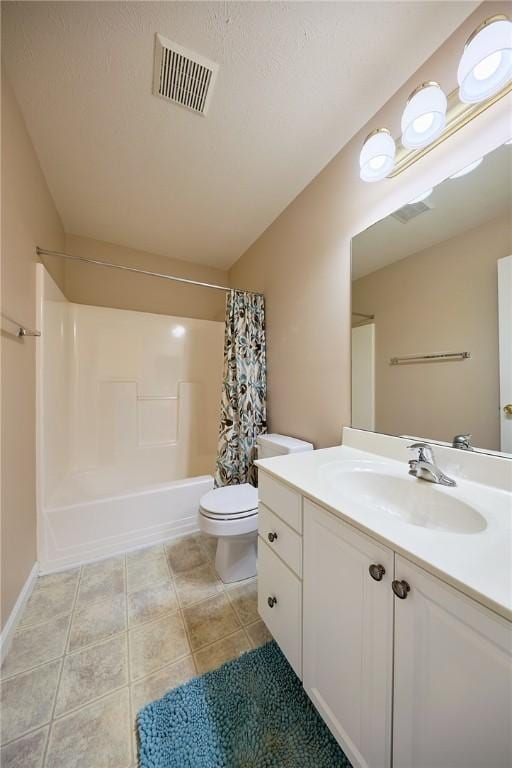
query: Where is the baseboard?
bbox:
[0,562,39,663]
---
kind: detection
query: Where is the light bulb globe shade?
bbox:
[359,129,396,182]
[401,83,447,149]
[458,16,512,103]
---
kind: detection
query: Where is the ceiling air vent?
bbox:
[153,34,219,116]
[392,199,434,224]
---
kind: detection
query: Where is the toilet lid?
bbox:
[200,483,258,516]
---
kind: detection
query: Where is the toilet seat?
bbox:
[199,483,258,520]
[198,483,259,543]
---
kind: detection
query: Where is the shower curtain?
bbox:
[215,289,267,487]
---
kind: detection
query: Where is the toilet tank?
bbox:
[256,433,314,459]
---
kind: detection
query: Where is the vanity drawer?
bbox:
[258,472,302,533]
[258,538,302,678]
[258,504,302,578]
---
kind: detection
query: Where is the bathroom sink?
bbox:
[318,461,487,534]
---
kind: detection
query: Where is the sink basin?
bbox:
[318,461,487,534]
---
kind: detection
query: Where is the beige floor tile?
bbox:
[0,660,61,744]
[165,535,208,573]
[246,619,273,648]
[129,614,190,681]
[126,554,169,593]
[130,656,196,713]
[173,562,223,607]
[197,533,217,561]
[19,578,77,628]
[127,581,178,627]
[183,593,241,650]
[55,635,128,716]
[194,630,251,674]
[2,613,69,678]
[126,544,164,568]
[46,688,131,768]
[225,579,259,625]
[0,726,48,768]
[76,556,125,606]
[68,594,126,652]
[37,569,80,591]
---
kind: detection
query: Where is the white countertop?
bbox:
[257,441,512,622]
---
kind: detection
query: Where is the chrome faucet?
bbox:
[452,433,473,451]
[408,442,456,487]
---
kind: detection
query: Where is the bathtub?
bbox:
[39,472,213,573]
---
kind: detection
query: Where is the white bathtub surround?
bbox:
[256,427,511,768]
[36,265,224,571]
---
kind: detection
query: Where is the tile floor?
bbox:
[0,533,271,767]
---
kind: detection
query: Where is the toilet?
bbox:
[199,433,313,583]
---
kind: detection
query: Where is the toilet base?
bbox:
[214,532,257,583]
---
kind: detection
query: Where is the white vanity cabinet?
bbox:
[257,473,303,678]
[302,500,394,768]
[392,556,512,768]
[257,469,512,768]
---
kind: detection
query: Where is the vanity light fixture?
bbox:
[401,82,447,149]
[359,128,396,182]
[449,157,483,179]
[359,14,511,183]
[458,15,512,103]
[408,188,433,204]
[172,324,186,338]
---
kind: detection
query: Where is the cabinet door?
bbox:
[393,556,512,768]
[258,537,302,678]
[303,500,394,768]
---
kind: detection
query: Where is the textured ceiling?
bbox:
[2,1,478,269]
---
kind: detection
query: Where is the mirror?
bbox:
[351,142,512,456]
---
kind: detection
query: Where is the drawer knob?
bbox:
[369,563,386,581]
[267,596,277,608]
[392,580,411,599]
[267,531,278,543]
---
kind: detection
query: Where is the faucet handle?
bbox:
[407,442,434,462]
[452,433,473,450]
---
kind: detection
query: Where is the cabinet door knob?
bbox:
[392,580,411,599]
[267,596,277,608]
[267,531,278,543]
[369,563,386,581]
[503,404,512,416]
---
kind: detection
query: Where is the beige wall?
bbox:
[229,2,511,449]
[62,234,228,322]
[352,214,511,451]
[1,71,65,629]
[1,78,228,629]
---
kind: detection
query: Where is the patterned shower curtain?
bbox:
[215,289,267,487]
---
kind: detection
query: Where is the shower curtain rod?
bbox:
[36,247,264,297]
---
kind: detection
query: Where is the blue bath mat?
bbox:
[137,641,351,767]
